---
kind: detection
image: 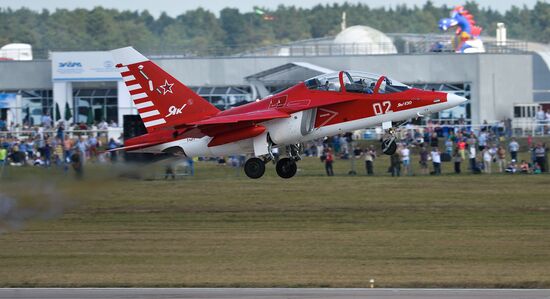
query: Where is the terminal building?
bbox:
[0,27,548,130]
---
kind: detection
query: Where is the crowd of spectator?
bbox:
[0,121,122,176]
[535,106,550,135]
[304,121,549,177]
[1,114,549,178]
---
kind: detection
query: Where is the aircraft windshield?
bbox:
[304,71,411,94]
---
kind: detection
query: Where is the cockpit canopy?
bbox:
[304,71,411,94]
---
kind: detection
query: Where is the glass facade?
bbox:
[410,82,471,122]
[0,89,53,126]
[2,85,253,127]
[190,86,252,110]
[73,88,118,124]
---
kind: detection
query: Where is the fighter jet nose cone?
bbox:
[447,93,467,107]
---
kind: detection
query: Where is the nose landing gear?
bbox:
[382,128,397,155]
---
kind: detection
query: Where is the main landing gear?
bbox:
[244,144,302,179]
[276,157,297,179]
[244,157,266,179]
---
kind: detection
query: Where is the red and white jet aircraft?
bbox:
[111,47,466,179]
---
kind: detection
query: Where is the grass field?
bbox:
[0,153,549,288]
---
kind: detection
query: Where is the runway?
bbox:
[1,288,550,299]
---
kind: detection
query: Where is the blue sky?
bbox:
[0,0,543,17]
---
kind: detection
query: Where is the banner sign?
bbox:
[51,51,120,80]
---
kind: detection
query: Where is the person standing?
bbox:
[419,146,429,175]
[70,151,83,179]
[164,163,175,180]
[76,137,87,165]
[445,138,453,155]
[87,135,98,162]
[482,148,492,174]
[26,138,35,160]
[43,140,52,167]
[536,106,546,134]
[431,147,441,175]
[0,146,7,165]
[469,145,477,172]
[457,138,467,161]
[508,138,519,162]
[400,144,411,176]
[41,112,52,129]
[364,145,376,176]
[108,138,119,163]
[187,157,195,176]
[478,131,488,151]
[504,117,513,138]
[453,149,462,174]
[325,148,334,176]
[430,132,439,148]
[496,146,506,173]
[390,151,401,177]
[56,122,65,140]
[63,135,73,163]
[467,133,477,152]
[534,143,547,173]
[54,138,64,167]
[544,143,549,172]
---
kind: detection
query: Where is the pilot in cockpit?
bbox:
[360,79,374,94]
[320,80,330,91]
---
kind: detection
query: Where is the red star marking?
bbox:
[159,80,174,95]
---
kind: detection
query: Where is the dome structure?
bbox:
[333,25,397,55]
[0,43,33,60]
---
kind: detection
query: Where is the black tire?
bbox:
[276,158,297,179]
[244,157,265,179]
[382,139,397,155]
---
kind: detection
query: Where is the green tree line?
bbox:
[0,1,548,57]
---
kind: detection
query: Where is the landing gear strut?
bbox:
[382,128,397,155]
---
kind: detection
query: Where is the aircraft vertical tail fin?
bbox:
[110,47,220,132]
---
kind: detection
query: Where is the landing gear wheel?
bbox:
[382,138,397,155]
[276,158,297,179]
[244,158,266,179]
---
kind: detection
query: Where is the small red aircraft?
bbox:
[111,47,466,179]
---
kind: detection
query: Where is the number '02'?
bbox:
[373,101,392,115]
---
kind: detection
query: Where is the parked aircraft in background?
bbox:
[110,47,466,179]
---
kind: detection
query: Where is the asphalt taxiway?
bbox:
[1,288,550,299]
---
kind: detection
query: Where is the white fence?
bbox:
[0,128,124,142]
[357,120,549,140]
[1,121,548,143]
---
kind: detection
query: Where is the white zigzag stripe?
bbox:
[140,110,160,118]
[144,118,166,127]
[135,101,153,109]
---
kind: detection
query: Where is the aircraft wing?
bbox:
[189,109,290,126]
